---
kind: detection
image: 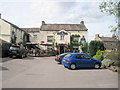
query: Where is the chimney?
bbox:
[95,34,99,38]
[112,34,116,38]
[80,19,84,24]
[42,21,45,25]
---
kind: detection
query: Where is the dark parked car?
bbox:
[55,53,69,63]
[62,53,102,70]
[9,45,27,59]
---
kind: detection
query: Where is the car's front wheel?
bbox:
[9,55,12,58]
[69,64,76,70]
[94,63,100,69]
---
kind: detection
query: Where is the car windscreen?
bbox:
[10,46,20,50]
[64,54,72,58]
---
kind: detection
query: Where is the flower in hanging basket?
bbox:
[56,49,58,51]
[66,49,70,51]
[41,41,44,43]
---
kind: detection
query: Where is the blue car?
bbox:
[62,53,102,70]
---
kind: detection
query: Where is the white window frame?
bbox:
[60,35,64,40]
[33,35,37,38]
[73,37,79,42]
[47,36,53,42]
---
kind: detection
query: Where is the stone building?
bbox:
[95,34,120,51]
[23,20,88,54]
[0,14,27,44]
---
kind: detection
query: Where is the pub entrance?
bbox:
[60,45,65,54]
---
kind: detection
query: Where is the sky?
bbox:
[0,0,116,42]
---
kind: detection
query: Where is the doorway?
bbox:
[60,46,64,54]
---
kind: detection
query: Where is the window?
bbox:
[105,42,107,46]
[47,36,53,42]
[33,35,37,38]
[73,37,79,42]
[116,43,119,46]
[47,46,52,50]
[60,35,64,40]
[73,46,79,50]
[111,43,113,46]
[75,54,91,60]
[64,54,72,58]
[81,54,91,60]
[20,31,22,39]
[75,55,81,59]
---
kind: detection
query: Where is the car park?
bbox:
[55,53,69,63]
[62,53,102,70]
[9,45,27,59]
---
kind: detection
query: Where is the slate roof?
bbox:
[40,24,88,31]
[22,28,40,33]
[100,37,118,42]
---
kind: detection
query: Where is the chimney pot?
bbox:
[80,19,84,24]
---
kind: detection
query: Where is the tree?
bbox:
[89,40,105,57]
[99,0,120,39]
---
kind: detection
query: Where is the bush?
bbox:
[89,40,105,57]
[102,51,120,67]
[93,50,104,61]
[102,59,114,67]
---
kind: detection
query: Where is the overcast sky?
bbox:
[0,0,116,42]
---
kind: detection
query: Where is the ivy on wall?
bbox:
[70,34,81,52]
[52,36,55,49]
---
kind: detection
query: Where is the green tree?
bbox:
[99,0,120,39]
[89,40,105,57]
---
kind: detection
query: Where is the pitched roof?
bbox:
[40,24,88,31]
[21,28,40,33]
[2,19,24,31]
[100,37,118,42]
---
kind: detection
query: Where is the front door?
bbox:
[60,46,64,54]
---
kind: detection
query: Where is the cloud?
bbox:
[30,0,106,24]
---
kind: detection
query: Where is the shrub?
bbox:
[102,51,120,67]
[93,50,104,61]
[89,40,105,57]
[102,59,114,67]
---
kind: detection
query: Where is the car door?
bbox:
[74,54,85,67]
[79,54,94,67]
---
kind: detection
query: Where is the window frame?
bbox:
[33,35,37,38]
[60,35,64,40]
[47,36,53,42]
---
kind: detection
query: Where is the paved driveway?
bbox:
[1,56,118,88]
